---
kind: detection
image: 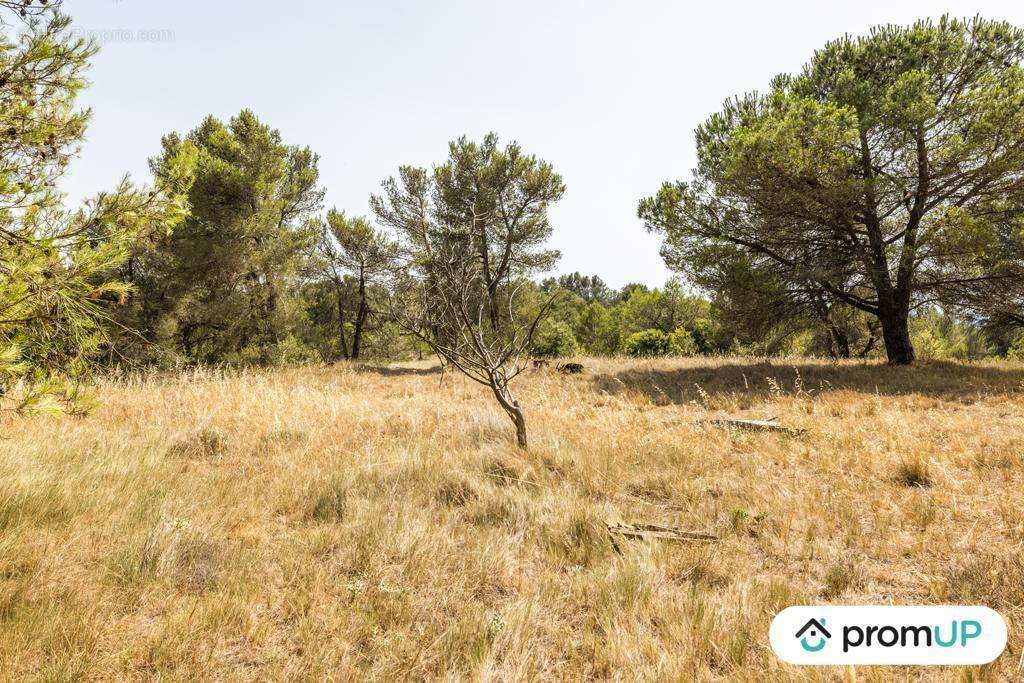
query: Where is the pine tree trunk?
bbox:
[833,328,851,359]
[336,286,350,361]
[878,303,915,365]
[351,305,366,360]
[352,268,367,360]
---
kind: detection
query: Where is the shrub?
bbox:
[532,320,581,358]
[668,328,698,356]
[1008,334,1024,361]
[229,336,320,366]
[910,328,963,361]
[909,311,984,361]
[624,329,672,357]
[624,328,698,357]
[689,318,720,354]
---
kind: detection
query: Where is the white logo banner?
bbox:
[770,606,1007,665]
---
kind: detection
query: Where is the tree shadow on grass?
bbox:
[591,359,1024,406]
[354,364,442,378]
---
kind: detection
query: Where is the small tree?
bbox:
[373,134,565,448]
[389,252,555,448]
[531,319,581,358]
[314,210,395,360]
[575,301,617,354]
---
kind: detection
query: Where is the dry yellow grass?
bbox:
[2,357,1023,681]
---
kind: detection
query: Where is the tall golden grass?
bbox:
[1,357,1022,680]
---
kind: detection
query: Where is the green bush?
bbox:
[911,328,953,361]
[532,320,581,358]
[1008,334,1024,361]
[909,310,989,361]
[624,329,671,357]
[624,328,701,357]
[229,336,319,366]
[668,328,698,356]
[623,328,695,357]
[689,318,719,354]
[910,316,973,361]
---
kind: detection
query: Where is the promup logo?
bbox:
[771,606,1007,665]
[795,618,831,652]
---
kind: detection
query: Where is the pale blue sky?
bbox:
[62,0,1024,287]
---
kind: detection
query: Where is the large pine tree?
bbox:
[641,17,1024,364]
[120,112,324,364]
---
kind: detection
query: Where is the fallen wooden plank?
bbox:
[697,418,806,435]
[607,522,719,544]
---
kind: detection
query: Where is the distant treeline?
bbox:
[101,110,1021,367]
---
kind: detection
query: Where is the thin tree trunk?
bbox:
[266,280,280,344]
[336,285,350,361]
[473,208,499,331]
[858,321,880,358]
[858,333,878,359]
[352,304,366,360]
[506,400,527,449]
[489,379,528,449]
[488,281,500,330]
[831,327,851,359]
[351,267,367,360]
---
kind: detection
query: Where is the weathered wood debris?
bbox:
[606,522,719,553]
[696,418,806,435]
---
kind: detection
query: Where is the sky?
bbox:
[60,0,1024,288]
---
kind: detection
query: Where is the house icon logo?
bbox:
[795,618,831,653]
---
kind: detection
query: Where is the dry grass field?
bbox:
[2,357,1024,681]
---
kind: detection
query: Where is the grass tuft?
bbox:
[306,477,349,522]
[435,472,480,507]
[894,453,933,488]
[167,427,227,460]
[822,561,860,599]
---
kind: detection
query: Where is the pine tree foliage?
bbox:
[119,111,324,364]
[0,4,190,412]
[640,17,1024,364]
